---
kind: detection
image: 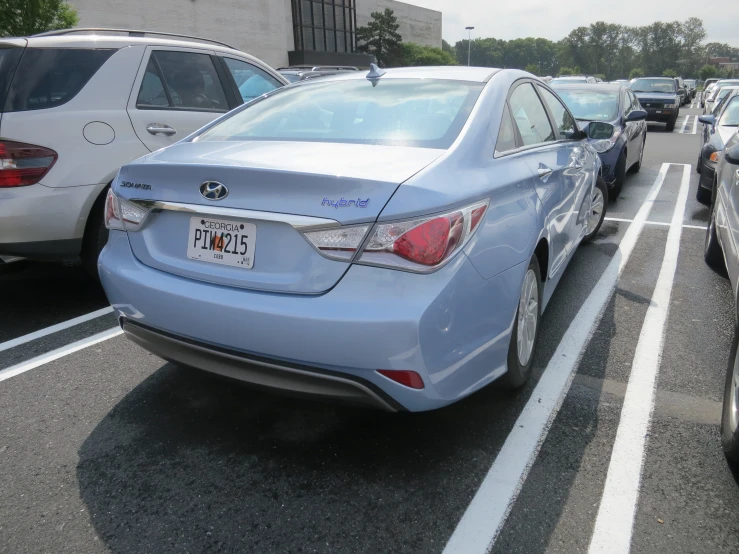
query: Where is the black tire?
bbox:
[721,328,739,466]
[696,153,702,174]
[610,150,627,199]
[81,188,110,281]
[500,256,542,389]
[631,135,645,173]
[583,176,608,242]
[665,115,676,132]
[696,183,711,205]
[704,183,726,273]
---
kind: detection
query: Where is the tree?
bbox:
[442,39,455,57]
[356,8,402,67]
[397,43,456,67]
[629,67,644,79]
[0,0,78,37]
[524,63,539,75]
[699,64,718,81]
[558,66,580,75]
[662,68,678,77]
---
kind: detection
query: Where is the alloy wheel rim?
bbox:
[517,269,538,366]
[730,347,739,434]
[587,187,605,235]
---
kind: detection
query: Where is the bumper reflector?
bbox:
[377,369,425,389]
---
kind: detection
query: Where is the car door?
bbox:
[507,81,570,277]
[536,84,593,254]
[622,89,642,166]
[127,47,236,152]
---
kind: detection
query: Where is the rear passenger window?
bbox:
[138,51,228,112]
[509,83,555,146]
[495,105,518,154]
[537,86,577,139]
[223,58,281,103]
[4,48,115,112]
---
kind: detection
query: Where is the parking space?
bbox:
[2,101,739,554]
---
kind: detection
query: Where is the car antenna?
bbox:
[366,63,386,86]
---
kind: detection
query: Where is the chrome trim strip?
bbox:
[129,200,339,231]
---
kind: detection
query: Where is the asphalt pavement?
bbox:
[1,98,738,554]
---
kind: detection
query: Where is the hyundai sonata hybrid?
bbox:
[99,66,606,412]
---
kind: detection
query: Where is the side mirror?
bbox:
[699,114,716,126]
[587,121,615,139]
[725,143,739,165]
[626,109,647,122]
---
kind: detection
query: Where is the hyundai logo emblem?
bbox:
[200,181,228,201]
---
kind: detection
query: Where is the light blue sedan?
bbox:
[99,66,606,412]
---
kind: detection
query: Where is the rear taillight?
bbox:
[104,188,149,231]
[0,141,58,188]
[377,370,425,389]
[301,200,488,272]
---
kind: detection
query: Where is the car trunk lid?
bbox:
[117,140,444,294]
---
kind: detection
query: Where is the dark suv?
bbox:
[629,77,681,132]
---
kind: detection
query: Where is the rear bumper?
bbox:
[122,319,404,411]
[644,109,676,123]
[0,182,105,259]
[99,231,523,411]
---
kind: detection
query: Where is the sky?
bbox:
[409,0,739,48]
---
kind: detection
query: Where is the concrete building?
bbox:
[67,0,442,69]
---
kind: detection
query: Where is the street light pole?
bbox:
[465,26,474,66]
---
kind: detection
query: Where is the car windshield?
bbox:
[550,78,587,85]
[630,78,676,93]
[553,88,619,122]
[720,98,739,127]
[196,78,485,149]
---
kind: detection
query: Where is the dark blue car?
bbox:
[629,77,681,132]
[553,83,647,198]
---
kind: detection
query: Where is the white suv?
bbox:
[0,28,287,274]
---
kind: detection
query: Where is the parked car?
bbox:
[702,131,739,465]
[629,77,681,131]
[553,83,647,199]
[696,94,739,204]
[0,28,287,276]
[674,76,689,106]
[703,86,739,119]
[98,66,607,412]
[704,80,739,115]
[278,65,359,83]
[685,79,697,99]
[550,75,598,85]
[702,78,721,107]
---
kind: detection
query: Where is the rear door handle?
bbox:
[146,123,176,136]
[537,166,553,179]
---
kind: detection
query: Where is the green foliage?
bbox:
[441,39,455,56]
[628,67,644,79]
[558,66,580,76]
[0,0,78,37]
[524,63,539,75]
[356,8,402,67]
[699,64,718,80]
[662,68,678,77]
[397,42,456,67]
[593,74,606,81]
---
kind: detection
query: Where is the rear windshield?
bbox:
[553,88,619,122]
[630,78,676,93]
[4,48,115,112]
[196,78,484,149]
[0,46,23,111]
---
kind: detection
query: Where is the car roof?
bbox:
[635,77,674,80]
[5,30,249,57]
[552,83,621,91]
[303,66,501,83]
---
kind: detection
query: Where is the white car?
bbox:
[0,28,287,275]
[704,80,739,115]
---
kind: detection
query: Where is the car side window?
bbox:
[509,83,555,146]
[223,58,282,103]
[495,104,518,154]
[137,51,228,112]
[622,90,632,116]
[537,86,577,139]
[629,91,641,113]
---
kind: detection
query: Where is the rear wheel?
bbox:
[631,135,645,173]
[697,153,702,174]
[81,188,109,281]
[500,256,541,389]
[722,328,739,466]
[583,177,608,242]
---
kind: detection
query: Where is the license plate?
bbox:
[186,216,256,269]
[655,110,662,114]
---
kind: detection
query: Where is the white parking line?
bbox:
[588,164,690,554]
[679,115,691,134]
[442,163,673,554]
[604,217,705,230]
[692,114,698,134]
[0,327,122,383]
[0,306,114,353]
